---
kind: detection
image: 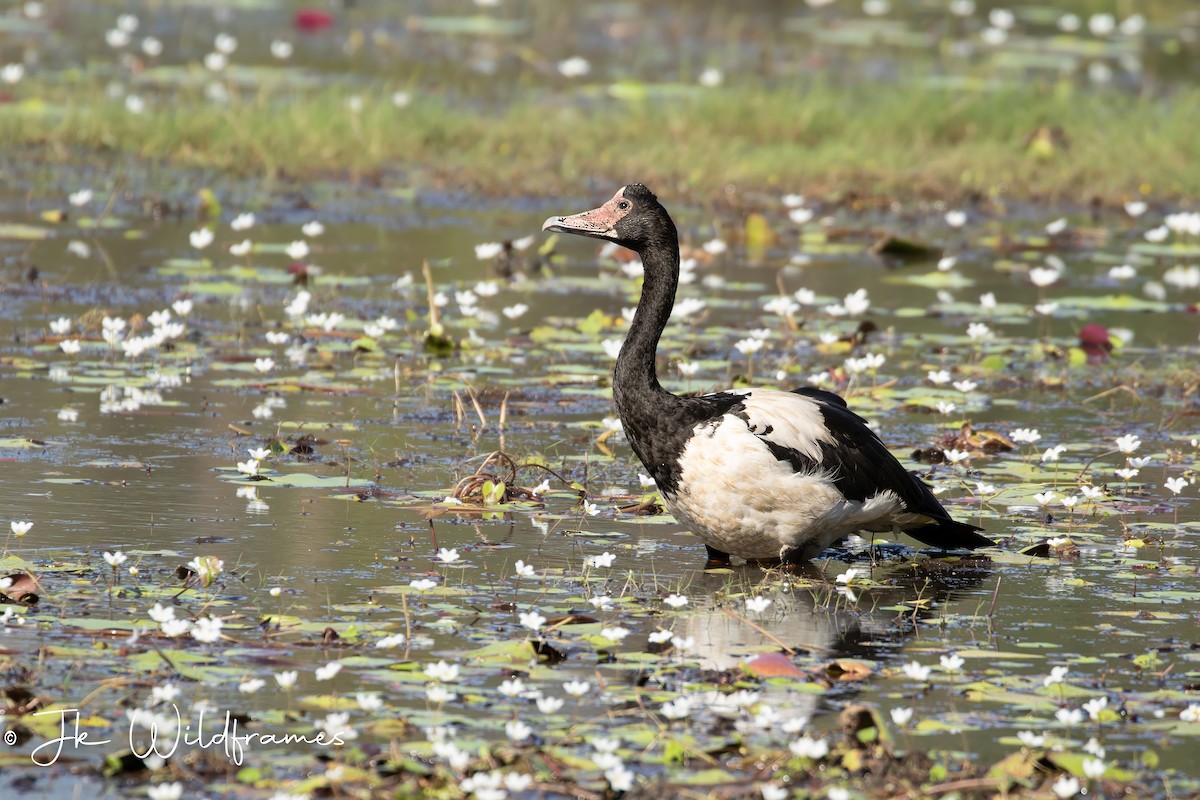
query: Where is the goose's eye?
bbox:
[618,201,630,210]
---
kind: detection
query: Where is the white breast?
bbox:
[663,390,907,561]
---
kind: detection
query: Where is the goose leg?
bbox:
[704,545,732,568]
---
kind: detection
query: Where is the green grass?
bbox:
[4,77,1198,203]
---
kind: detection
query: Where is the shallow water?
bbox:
[2,164,1199,796]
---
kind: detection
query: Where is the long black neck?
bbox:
[609,212,741,495]
[613,222,680,417]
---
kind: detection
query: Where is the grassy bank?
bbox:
[4,78,1197,203]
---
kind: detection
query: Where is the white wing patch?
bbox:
[738,389,832,461]
[664,389,909,561]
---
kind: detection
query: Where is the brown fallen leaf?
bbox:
[741,651,804,679]
[0,572,41,605]
[822,658,875,682]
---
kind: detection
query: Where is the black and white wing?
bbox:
[745,387,992,551]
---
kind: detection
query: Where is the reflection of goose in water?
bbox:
[664,561,991,731]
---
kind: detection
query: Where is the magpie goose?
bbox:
[543,184,993,565]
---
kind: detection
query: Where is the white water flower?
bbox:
[902,661,930,681]
[1017,730,1045,748]
[1124,200,1148,217]
[1,62,26,84]
[843,288,870,315]
[426,685,454,704]
[585,551,616,568]
[375,633,406,649]
[1144,225,1169,243]
[285,240,310,260]
[1056,707,1084,726]
[648,629,674,644]
[939,653,964,672]
[536,695,564,714]
[68,189,94,207]
[557,56,590,77]
[890,707,914,726]
[1044,665,1069,686]
[161,618,190,637]
[106,28,131,48]
[436,548,459,564]
[147,784,182,800]
[1083,696,1107,720]
[789,735,828,759]
[506,719,532,742]
[966,322,993,341]
[698,67,723,87]
[1041,445,1066,462]
[745,596,772,614]
[663,593,688,608]
[605,763,634,792]
[315,661,342,681]
[424,660,459,682]
[672,296,707,320]
[138,36,163,57]
[764,296,800,317]
[660,696,693,720]
[943,449,970,464]
[191,616,223,643]
[518,610,546,630]
[760,783,788,800]
[1053,775,1080,799]
[1008,424,1036,443]
[1029,266,1059,287]
[1115,434,1141,454]
[600,625,629,642]
[789,207,814,225]
[189,228,214,249]
[148,603,175,623]
[944,210,967,228]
